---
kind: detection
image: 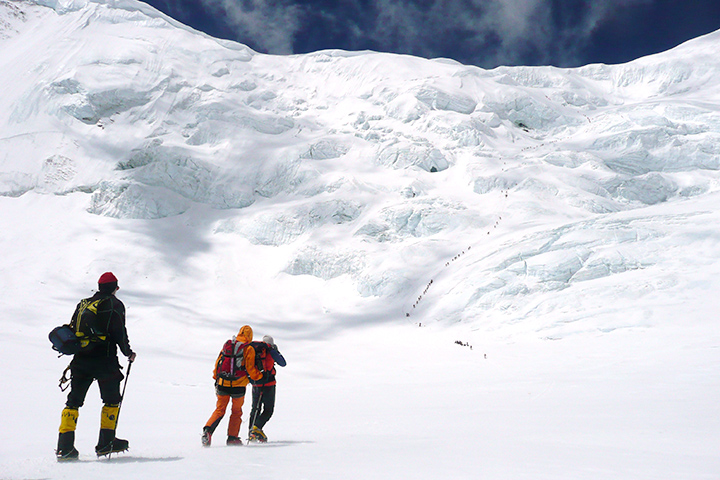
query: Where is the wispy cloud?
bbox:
[199,0,305,54]
[195,0,654,67]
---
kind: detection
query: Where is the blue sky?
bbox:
[142,0,720,69]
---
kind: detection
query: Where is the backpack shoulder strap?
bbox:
[71,298,91,331]
[86,297,105,314]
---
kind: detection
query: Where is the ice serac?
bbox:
[1,1,720,322]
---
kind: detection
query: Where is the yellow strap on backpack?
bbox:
[74,299,107,347]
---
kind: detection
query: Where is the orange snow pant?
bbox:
[205,388,246,437]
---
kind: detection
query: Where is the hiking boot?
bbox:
[56,447,79,461]
[226,436,243,446]
[56,431,78,461]
[201,427,212,447]
[249,426,267,443]
[95,428,129,456]
[96,437,129,456]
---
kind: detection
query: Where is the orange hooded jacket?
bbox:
[213,325,263,388]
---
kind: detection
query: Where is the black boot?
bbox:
[56,431,79,461]
[95,429,129,456]
[201,426,212,447]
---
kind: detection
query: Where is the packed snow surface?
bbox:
[0,0,719,479]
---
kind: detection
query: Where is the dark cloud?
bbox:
[143,0,720,68]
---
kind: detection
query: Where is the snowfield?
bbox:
[0,0,719,479]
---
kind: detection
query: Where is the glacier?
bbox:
[0,1,719,479]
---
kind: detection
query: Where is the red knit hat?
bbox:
[98,272,118,285]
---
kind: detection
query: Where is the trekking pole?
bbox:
[117,360,133,423]
[248,388,264,439]
[109,360,133,458]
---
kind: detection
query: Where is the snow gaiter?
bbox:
[57,407,79,453]
[97,404,119,448]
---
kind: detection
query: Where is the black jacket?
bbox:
[70,292,133,368]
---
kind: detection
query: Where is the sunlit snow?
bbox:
[1,1,719,479]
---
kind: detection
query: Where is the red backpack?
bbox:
[216,339,248,381]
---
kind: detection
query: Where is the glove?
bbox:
[128,352,137,363]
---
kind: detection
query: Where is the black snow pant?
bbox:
[66,359,124,408]
[249,385,276,431]
[57,358,124,454]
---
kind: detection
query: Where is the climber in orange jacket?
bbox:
[202,325,263,446]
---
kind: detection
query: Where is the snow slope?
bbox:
[0,1,719,478]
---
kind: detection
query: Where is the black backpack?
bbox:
[49,297,109,355]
